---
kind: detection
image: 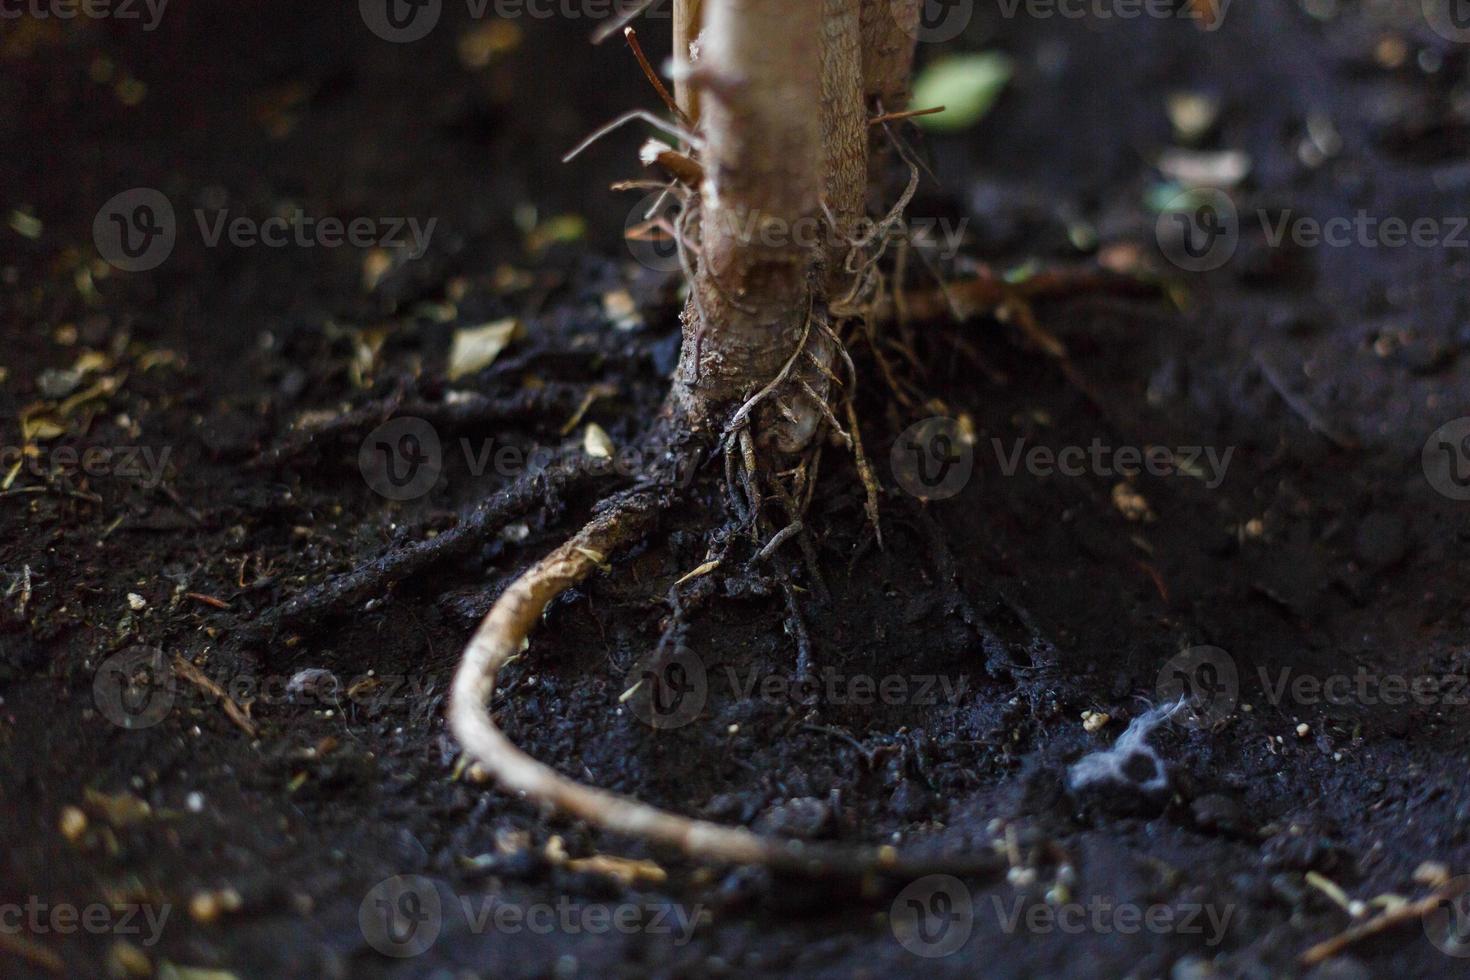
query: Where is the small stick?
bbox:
[868,105,944,127]
[172,655,258,738]
[1300,879,1470,966]
[563,110,701,164]
[624,27,692,129]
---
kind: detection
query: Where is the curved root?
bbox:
[449,489,999,880]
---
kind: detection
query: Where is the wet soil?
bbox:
[3,3,1470,978]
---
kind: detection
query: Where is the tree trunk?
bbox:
[668,0,912,456]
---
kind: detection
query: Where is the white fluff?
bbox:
[1067,702,1180,794]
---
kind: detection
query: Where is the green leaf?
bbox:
[912,53,1015,133]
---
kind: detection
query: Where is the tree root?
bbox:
[254,453,602,635]
[253,382,602,470]
[448,435,1001,881]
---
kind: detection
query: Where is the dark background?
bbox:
[3,1,1470,977]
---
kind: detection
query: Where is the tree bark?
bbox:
[668,0,822,447]
[668,0,915,455]
[673,0,703,124]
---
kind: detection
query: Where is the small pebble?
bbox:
[189,888,242,924]
[59,806,88,842]
[1296,723,1310,738]
[127,593,147,611]
[1007,866,1038,887]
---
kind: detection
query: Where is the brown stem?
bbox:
[673,0,704,124]
[669,0,822,449]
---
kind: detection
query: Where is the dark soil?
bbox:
[4,3,1470,978]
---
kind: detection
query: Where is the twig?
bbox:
[171,655,258,738]
[1300,879,1470,966]
[624,27,692,129]
[563,110,702,165]
[868,105,944,127]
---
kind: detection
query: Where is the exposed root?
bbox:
[254,382,599,471]
[449,440,1000,879]
[255,452,602,635]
